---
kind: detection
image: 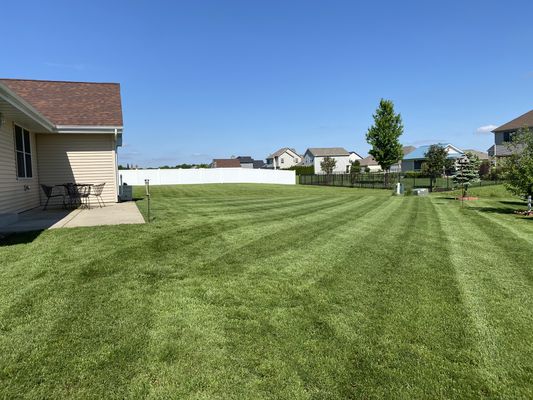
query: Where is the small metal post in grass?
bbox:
[145,179,151,222]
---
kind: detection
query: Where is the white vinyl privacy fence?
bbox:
[119,168,296,186]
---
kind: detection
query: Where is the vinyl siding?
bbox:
[36,134,118,205]
[313,156,351,174]
[0,117,40,213]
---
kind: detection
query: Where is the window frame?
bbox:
[503,131,515,143]
[14,124,33,179]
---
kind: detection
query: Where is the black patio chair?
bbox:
[76,184,92,209]
[89,183,106,208]
[41,184,65,210]
[65,184,93,209]
[64,183,80,208]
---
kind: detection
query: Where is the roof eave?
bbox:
[54,125,123,134]
[0,81,55,132]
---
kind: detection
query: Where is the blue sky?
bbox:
[1,0,532,166]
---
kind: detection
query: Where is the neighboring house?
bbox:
[236,156,254,168]
[210,159,241,168]
[464,149,489,160]
[359,146,416,173]
[266,147,301,169]
[488,109,532,161]
[359,155,381,172]
[401,143,464,172]
[348,151,363,163]
[303,147,351,174]
[0,78,123,218]
[252,160,265,169]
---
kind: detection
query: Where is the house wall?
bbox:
[348,153,362,163]
[0,117,40,214]
[314,156,351,174]
[401,159,416,172]
[495,132,508,145]
[304,153,314,166]
[277,151,300,169]
[362,164,382,172]
[36,134,118,205]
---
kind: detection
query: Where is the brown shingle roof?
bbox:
[307,147,349,157]
[493,109,533,132]
[212,159,241,168]
[0,78,123,126]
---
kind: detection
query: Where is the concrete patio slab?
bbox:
[0,202,144,233]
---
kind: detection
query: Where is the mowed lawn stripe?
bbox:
[134,193,400,398]
[1,184,532,399]
[434,198,533,398]
[308,196,483,398]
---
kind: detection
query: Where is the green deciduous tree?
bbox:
[320,156,337,174]
[453,152,481,197]
[366,99,404,172]
[421,145,454,192]
[503,127,533,198]
[350,160,361,174]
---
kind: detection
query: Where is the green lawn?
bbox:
[1,184,532,399]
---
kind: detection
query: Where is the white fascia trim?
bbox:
[446,144,464,154]
[54,126,123,134]
[0,82,55,131]
[284,149,299,158]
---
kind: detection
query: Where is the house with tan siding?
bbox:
[0,78,123,223]
[266,148,301,169]
[488,108,532,161]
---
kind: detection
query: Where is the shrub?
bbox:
[289,165,314,175]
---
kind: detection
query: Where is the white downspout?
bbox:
[114,128,119,202]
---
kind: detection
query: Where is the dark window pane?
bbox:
[23,130,31,153]
[16,152,25,178]
[25,154,32,177]
[15,126,23,151]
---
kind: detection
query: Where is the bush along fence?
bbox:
[299,172,503,192]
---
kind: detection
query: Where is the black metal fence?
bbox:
[299,173,502,192]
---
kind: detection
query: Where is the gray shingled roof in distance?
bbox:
[359,155,378,166]
[253,160,265,168]
[493,109,533,132]
[359,146,415,166]
[236,156,254,163]
[402,146,416,156]
[307,147,349,157]
[464,149,489,160]
[267,147,298,159]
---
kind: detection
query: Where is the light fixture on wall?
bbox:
[0,113,5,128]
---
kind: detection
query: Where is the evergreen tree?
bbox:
[453,152,481,197]
[366,99,404,172]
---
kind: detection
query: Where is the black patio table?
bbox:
[56,183,93,209]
